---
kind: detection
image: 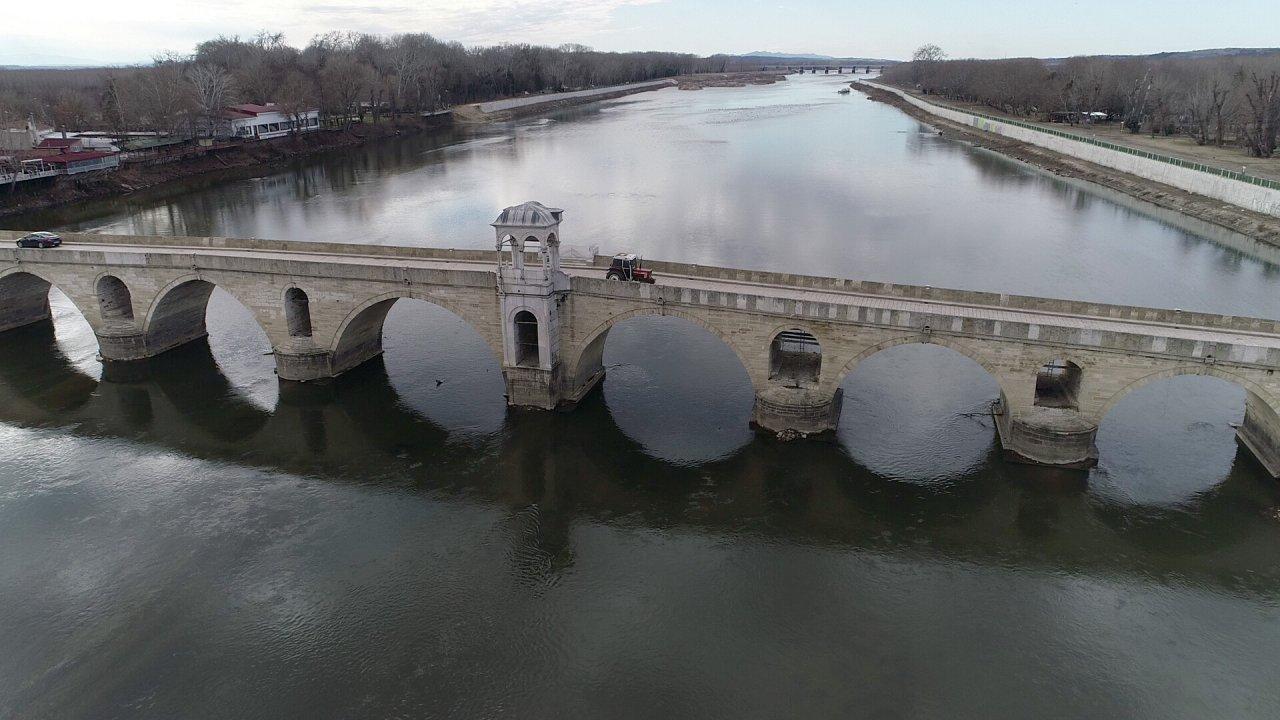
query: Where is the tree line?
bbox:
[882,45,1280,158]
[0,32,703,138]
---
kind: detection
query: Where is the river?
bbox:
[2,74,1279,719]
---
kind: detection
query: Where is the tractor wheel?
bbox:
[606,271,623,281]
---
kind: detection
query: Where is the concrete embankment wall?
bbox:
[860,81,1280,218]
[474,79,676,113]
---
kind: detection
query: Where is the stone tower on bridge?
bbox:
[492,201,576,409]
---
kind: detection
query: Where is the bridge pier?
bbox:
[751,386,843,438]
[276,349,337,382]
[995,402,1098,470]
[95,329,149,361]
[1237,393,1280,477]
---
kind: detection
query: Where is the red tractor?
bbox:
[605,253,656,283]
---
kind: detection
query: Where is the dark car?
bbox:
[16,232,62,249]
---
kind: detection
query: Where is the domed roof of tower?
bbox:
[492,201,563,228]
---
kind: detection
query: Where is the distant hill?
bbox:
[1145,47,1280,60]
[1044,47,1280,64]
[744,51,836,60]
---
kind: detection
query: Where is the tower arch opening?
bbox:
[513,310,540,368]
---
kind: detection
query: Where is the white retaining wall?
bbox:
[476,79,677,113]
[862,81,1280,218]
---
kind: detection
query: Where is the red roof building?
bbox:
[42,150,120,174]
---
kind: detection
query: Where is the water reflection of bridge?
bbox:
[0,320,1277,599]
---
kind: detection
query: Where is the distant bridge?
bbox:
[758,65,887,74]
[5,203,1280,476]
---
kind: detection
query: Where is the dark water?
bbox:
[3,75,1280,719]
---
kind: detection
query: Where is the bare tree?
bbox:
[135,55,193,136]
[277,71,317,137]
[910,44,946,88]
[1180,66,1235,145]
[187,64,235,138]
[51,91,92,136]
[1239,67,1280,157]
[99,70,133,136]
[320,55,374,129]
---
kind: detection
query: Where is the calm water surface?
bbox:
[3,75,1280,719]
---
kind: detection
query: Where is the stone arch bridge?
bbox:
[4,211,1280,477]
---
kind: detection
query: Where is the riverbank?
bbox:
[0,118,446,219]
[854,82,1280,246]
[5,72,789,218]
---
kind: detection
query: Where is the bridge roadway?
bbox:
[55,239,1280,350]
[5,229,1280,477]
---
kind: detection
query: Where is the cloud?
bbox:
[286,0,668,46]
[7,0,670,64]
[302,4,416,15]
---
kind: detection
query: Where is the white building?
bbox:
[224,103,321,140]
[0,118,43,151]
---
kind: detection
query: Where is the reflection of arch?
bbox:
[833,334,1014,403]
[324,356,451,451]
[0,319,97,413]
[1098,366,1279,420]
[566,307,757,390]
[96,275,134,323]
[329,291,503,375]
[146,339,271,442]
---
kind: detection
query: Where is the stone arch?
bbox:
[1097,365,1280,421]
[329,290,503,377]
[1096,365,1280,478]
[832,333,1016,404]
[283,286,312,338]
[143,275,272,357]
[0,267,94,334]
[566,306,759,392]
[95,274,135,324]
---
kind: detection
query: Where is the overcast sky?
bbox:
[5,0,1277,66]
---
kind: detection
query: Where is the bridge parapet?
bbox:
[592,254,1280,335]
